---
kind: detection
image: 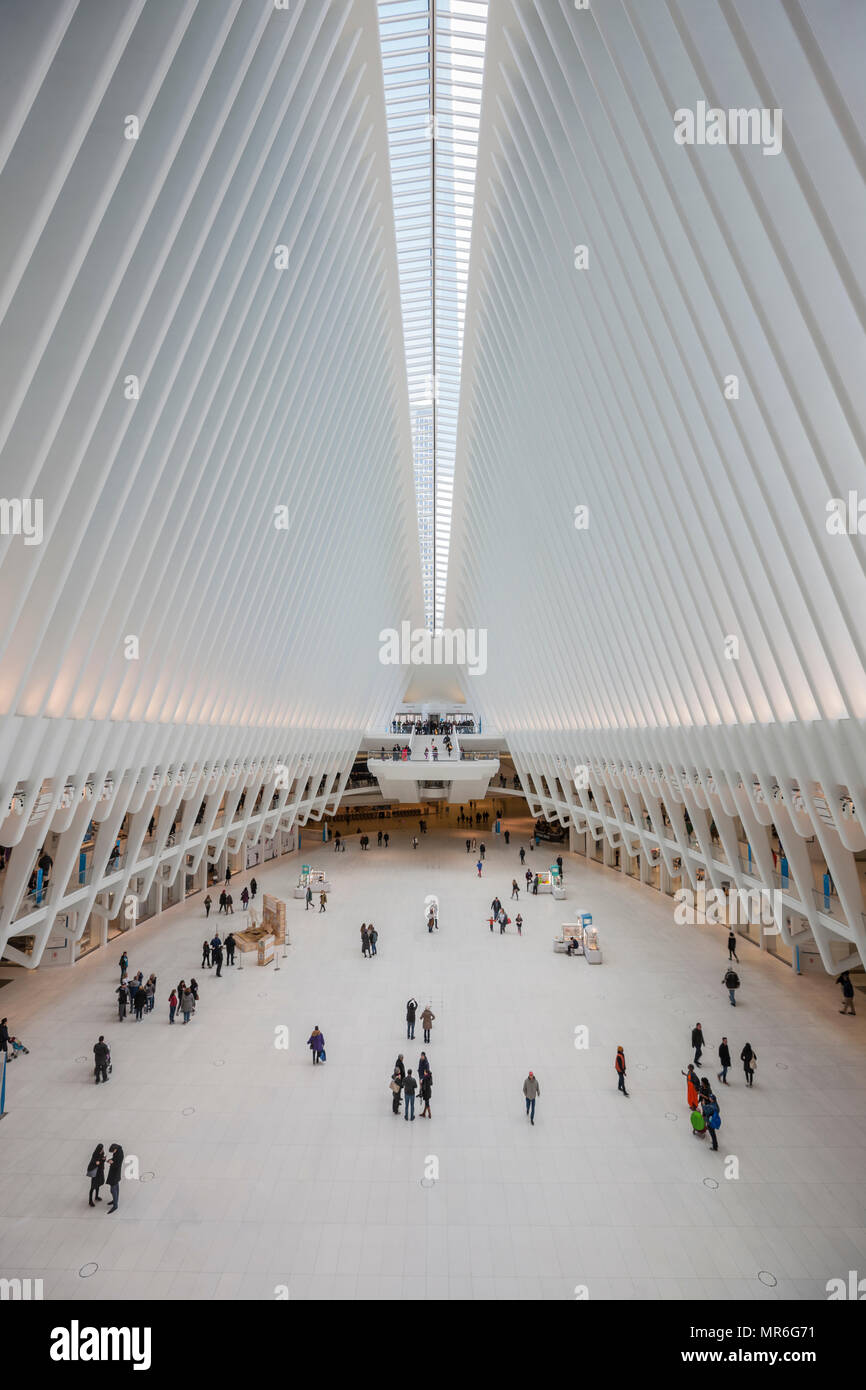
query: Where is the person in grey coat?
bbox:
[523,1071,540,1124]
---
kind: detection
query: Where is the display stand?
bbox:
[582,916,602,963]
[293,867,331,900]
[553,923,584,954]
[234,926,276,966]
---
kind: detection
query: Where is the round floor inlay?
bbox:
[212,1059,225,1067]
[182,1106,195,1115]
[758,1271,777,1287]
[140,1172,155,1183]
[420,1177,436,1188]
[79,1262,98,1278]
[775,1062,788,1070]
[703,1177,719,1189]
[637,1063,648,1071]
[257,992,268,999]
[665,1111,678,1121]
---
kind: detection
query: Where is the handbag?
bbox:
[86,1166,98,1178]
[320,1049,326,1062]
[389,1080,400,1093]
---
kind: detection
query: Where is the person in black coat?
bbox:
[0,1017,9,1057]
[225,933,235,965]
[692,1023,704,1064]
[740,1042,756,1086]
[727,931,739,962]
[87,1144,106,1206]
[420,1071,432,1118]
[717,1037,732,1085]
[106,1144,124,1212]
[93,1036,110,1084]
[134,986,147,1021]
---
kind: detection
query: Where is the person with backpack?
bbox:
[118,951,128,979]
[717,1037,731,1085]
[702,1093,721,1152]
[390,1065,403,1115]
[837,971,856,1015]
[723,967,740,1006]
[740,1042,756,1086]
[615,1046,629,1097]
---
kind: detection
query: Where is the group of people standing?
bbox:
[488,895,522,934]
[360,923,379,957]
[116,953,157,1022]
[86,1142,124,1211]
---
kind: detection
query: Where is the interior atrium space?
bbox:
[0,0,865,1348]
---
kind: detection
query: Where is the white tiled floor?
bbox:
[1,810,864,1301]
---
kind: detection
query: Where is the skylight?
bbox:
[378,0,488,631]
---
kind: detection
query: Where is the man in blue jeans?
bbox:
[403,1070,417,1120]
[106,1143,123,1212]
[523,1071,540,1124]
[406,997,417,1040]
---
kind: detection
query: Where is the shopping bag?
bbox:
[320,1050,327,1063]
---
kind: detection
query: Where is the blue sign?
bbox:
[581,913,592,926]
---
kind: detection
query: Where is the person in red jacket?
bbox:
[615,1046,629,1097]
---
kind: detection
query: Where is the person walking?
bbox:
[727,930,739,962]
[419,1070,432,1118]
[504,829,510,845]
[307,1026,325,1064]
[511,879,520,900]
[87,1144,106,1207]
[134,984,147,1022]
[213,942,223,978]
[93,1036,110,1084]
[225,867,232,886]
[837,971,856,1015]
[717,1037,731,1085]
[476,859,483,877]
[361,924,370,958]
[682,1063,700,1110]
[106,1143,124,1212]
[181,987,194,1024]
[225,893,233,914]
[412,836,419,850]
[615,1046,629,1096]
[523,1071,540,1124]
[723,966,740,1007]
[702,1093,721,1152]
[479,842,486,860]
[420,1005,435,1043]
[204,893,212,918]
[390,1066,403,1115]
[556,855,564,880]
[240,886,249,910]
[383,832,389,848]
[519,847,526,865]
[168,989,178,1025]
[218,890,227,914]
[202,939,211,969]
[225,932,236,966]
[146,975,156,1013]
[740,1042,756,1086]
[250,877,257,899]
[466,838,471,854]
[368,925,378,956]
[403,1069,417,1120]
[692,1022,705,1064]
[406,997,418,1039]
[319,891,327,912]
[515,913,523,935]
[305,886,313,911]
